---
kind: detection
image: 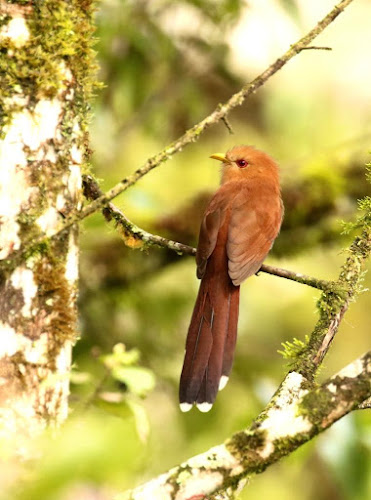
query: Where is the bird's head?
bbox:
[210,145,279,184]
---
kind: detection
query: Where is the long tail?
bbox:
[179,249,240,412]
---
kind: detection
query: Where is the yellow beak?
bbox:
[210,153,227,163]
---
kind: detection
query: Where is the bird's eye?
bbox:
[236,159,247,168]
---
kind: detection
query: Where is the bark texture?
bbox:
[0,0,95,456]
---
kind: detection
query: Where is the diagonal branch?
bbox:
[82,174,335,292]
[2,0,355,267]
[295,226,371,379]
[126,351,371,500]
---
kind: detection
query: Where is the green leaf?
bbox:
[101,343,140,369]
[112,366,156,397]
[96,393,150,442]
[126,399,150,443]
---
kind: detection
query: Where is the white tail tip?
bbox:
[219,375,229,391]
[180,403,193,413]
[196,402,213,413]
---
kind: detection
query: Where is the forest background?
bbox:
[1,0,370,499]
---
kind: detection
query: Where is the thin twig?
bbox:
[82,174,335,292]
[300,46,333,50]
[259,264,335,291]
[2,0,355,267]
[221,116,234,134]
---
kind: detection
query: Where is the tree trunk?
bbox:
[0,0,95,457]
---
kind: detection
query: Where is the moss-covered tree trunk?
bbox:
[0,1,95,456]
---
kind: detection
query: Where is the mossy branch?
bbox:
[82,175,334,292]
[126,352,370,500]
[293,225,371,379]
[2,0,355,268]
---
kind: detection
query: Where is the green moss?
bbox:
[227,426,313,478]
[23,238,50,261]
[226,430,267,472]
[278,335,309,364]
[290,223,370,380]
[33,243,77,368]
[271,434,311,463]
[0,0,102,276]
[299,386,336,425]
[165,465,191,497]
[0,0,99,132]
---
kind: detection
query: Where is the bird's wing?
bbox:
[196,208,221,279]
[227,182,282,285]
[196,184,233,279]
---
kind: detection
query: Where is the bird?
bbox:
[179,145,283,412]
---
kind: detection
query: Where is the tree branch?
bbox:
[2,0,355,268]
[258,263,334,291]
[82,175,334,292]
[295,225,371,379]
[126,351,370,500]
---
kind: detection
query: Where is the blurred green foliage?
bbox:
[10,1,371,499]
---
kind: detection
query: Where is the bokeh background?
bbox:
[14,1,371,499]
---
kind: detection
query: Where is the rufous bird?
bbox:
[179,145,283,412]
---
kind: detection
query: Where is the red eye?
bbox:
[236,159,247,168]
